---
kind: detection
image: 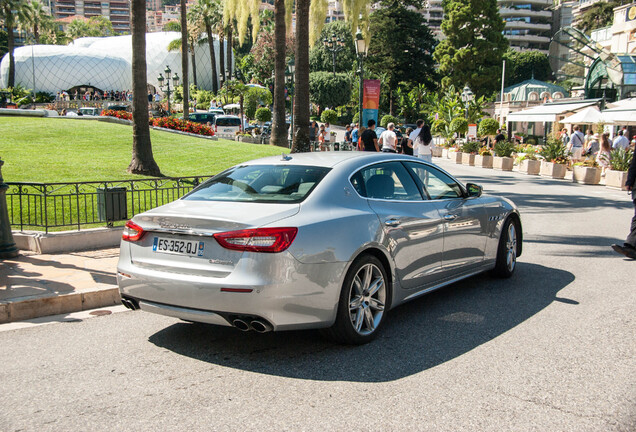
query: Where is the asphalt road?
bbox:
[1,159,635,431]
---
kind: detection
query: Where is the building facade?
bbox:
[50,0,131,33]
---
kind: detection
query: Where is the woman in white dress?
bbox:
[414,124,433,163]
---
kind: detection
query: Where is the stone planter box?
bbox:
[493,156,514,171]
[605,169,629,190]
[462,153,476,166]
[519,159,540,175]
[236,136,260,144]
[540,161,567,179]
[442,148,450,159]
[475,155,493,168]
[573,166,601,185]
[432,146,443,157]
[451,151,463,164]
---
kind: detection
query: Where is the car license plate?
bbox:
[153,237,204,257]
[224,128,233,132]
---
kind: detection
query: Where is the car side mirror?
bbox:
[466,183,482,197]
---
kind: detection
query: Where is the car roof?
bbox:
[240,152,422,169]
[216,115,240,119]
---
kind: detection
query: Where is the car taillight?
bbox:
[122,220,145,242]
[213,227,298,253]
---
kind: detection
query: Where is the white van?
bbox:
[214,115,242,138]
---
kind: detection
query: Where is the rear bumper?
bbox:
[117,254,348,331]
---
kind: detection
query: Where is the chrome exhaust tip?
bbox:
[232,319,250,331]
[250,320,272,333]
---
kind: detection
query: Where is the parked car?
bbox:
[208,107,225,116]
[188,112,217,124]
[214,115,242,137]
[106,104,129,112]
[118,152,523,344]
[78,107,101,116]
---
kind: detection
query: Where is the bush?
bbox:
[101,109,132,120]
[432,119,448,135]
[494,140,516,158]
[150,116,214,136]
[478,118,499,137]
[194,89,214,110]
[609,147,633,171]
[352,112,359,123]
[321,109,338,124]
[450,117,468,135]
[380,114,400,128]
[35,92,54,103]
[539,139,570,164]
[255,107,272,123]
[309,72,351,109]
[479,146,492,156]
[244,87,273,119]
[461,141,481,154]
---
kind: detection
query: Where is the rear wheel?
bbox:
[323,255,389,345]
[493,217,519,278]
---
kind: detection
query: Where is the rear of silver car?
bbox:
[117,164,346,331]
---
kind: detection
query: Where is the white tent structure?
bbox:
[506,100,599,123]
[602,98,636,125]
[561,107,612,124]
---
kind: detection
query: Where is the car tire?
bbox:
[492,217,519,278]
[322,255,389,345]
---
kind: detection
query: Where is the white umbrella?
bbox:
[602,99,636,125]
[561,107,611,124]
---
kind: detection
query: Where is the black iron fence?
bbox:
[6,175,213,232]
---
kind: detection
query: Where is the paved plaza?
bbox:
[0,158,634,431]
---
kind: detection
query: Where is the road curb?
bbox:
[0,287,121,324]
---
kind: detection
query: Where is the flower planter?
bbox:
[451,151,463,164]
[519,159,540,175]
[572,166,601,185]
[432,146,443,157]
[493,156,514,171]
[540,161,566,179]
[605,169,629,190]
[475,155,493,169]
[461,153,476,166]
[442,148,450,159]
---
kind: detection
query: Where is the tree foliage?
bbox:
[66,16,114,39]
[309,20,356,74]
[255,107,272,122]
[308,72,351,109]
[366,3,437,104]
[434,0,508,97]
[244,86,273,119]
[576,1,630,35]
[503,49,552,85]
[478,118,500,137]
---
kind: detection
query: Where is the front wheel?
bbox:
[492,217,519,278]
[322,255,389,345]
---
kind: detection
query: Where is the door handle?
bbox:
[444,214,458,221]
[384,218,400,227]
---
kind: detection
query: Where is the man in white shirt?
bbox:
[379,123,398,152]
[408,119,424,157]
[324,122,331,144]
[613,130,630,150]
[568,125,585,161]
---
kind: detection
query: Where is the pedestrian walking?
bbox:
[495,129,506,145]
[613,130,630,150]
[414,123,433,163]
[351,123,360,150]
[597,133,612,177]
[408,119,424,157]
[379,123,398,153]
[360,119,379,152]
[402,127,414,155]
[611,150,636,259]
[344,125,352,146]
[561,128,570,146]
[318,124,328,151]
[584,132,600,157]
[568,125,585,161]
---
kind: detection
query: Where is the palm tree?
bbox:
[195,0,221,93]
[180,0,189,117]
[270,0,287,147]
[166,19,202,88]
[290,0,311,152]
[17,0,52,43]
[128,0,160,176]
[1,0,26,88]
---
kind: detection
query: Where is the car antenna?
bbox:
[281,153,292,161]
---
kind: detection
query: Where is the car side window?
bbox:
[352,162,423,201]
[405,162,463,200]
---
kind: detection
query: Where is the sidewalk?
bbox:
[0,248,120,324]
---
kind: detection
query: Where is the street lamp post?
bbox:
[323,33,345,77]
[285,59,295,146]
[461,84,474,120]
[355,30,368,133]
[157,65,180,117]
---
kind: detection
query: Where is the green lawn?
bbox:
[0,117,287,183]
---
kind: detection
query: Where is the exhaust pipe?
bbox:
[232,319,250,331]
[121,298,139,310]
[250,320,272,333]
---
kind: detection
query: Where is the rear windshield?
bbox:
[184,165,331,203]
[216,117,241,126]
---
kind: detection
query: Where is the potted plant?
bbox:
[475,146,493,168]
[572,159,601,185]
[478,118,499,147]
[493,140,515,171]
[605,148,634,190]
[461,141,480,166]
[518,146,540,175]
[539,139,569,179]
[441,140,454,159]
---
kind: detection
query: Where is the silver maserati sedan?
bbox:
[118,152,522,344]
